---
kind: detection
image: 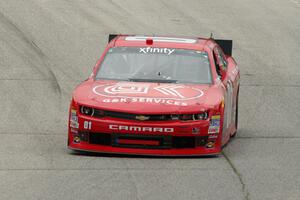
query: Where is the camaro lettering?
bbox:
[109,125,174,133]
[139,47,175,55]
[129,126,142,131]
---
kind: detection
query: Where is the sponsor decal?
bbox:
[139,47,175,55]
[154,85,185,98]
[210,115,220,126]
[208,115,220,134]
[104,84,149,94]
[208,135,218,139]
[70,121,79,129]
[208,126,220,134]
[70,128,78,134]
[71,109,77,118]
[70,109,79,128]
[71,115,78,122]
[109,124,174,133]
[92,83,204,106]
[102,98,187,106]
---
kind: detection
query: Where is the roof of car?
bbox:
[112,35,211,50]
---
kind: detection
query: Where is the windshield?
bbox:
[95,47,212,84]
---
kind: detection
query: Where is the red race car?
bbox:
[68,35,240,156]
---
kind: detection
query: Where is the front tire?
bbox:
[231,89,239,137]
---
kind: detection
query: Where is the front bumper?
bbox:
[68,114,222,156]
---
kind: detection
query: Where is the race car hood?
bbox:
[73,80,224,114]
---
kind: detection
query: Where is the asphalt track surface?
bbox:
[0,1,299,200]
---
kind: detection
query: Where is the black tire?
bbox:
[231,88,239,138]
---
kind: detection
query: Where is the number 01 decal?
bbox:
[84,121,92,130]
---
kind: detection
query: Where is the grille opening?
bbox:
[89,133,111,145]
[95,110,173,121]
[80,105,207,122]
[172,137,196,148]
[113,134,170,149]
[88,132,208,149]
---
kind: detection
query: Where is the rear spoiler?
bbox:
[215,39,233,56]
[108,35,233,56]
[108,34,118,43]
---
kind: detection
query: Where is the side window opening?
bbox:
[216,47,227,70]
[213,47,228,77]
[213,48,221,76]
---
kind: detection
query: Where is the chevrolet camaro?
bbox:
[68,35,240,156]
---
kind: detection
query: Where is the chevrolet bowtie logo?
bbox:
[135,115,150,121]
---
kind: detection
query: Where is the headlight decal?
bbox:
[80,106,95,116]
[179,112,208,121]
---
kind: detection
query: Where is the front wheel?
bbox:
[231,89,239,137]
